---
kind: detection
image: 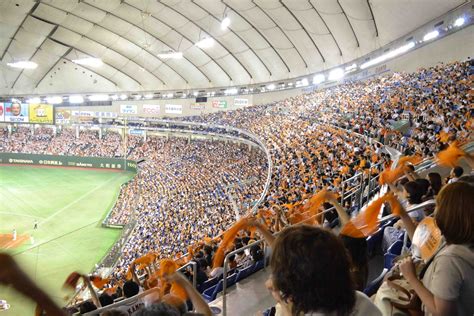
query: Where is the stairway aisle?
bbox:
[208,269,274,316]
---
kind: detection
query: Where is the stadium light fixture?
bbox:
[345,63,357,72]
[7,61,38,69]
[267,83,276,90]
[72,57,103,68]
[166,93,174,98]
[119,94,127,100]
[423,30,439,42]
[27,97,41,104]
[134,95,142,100]
[111,95,119,100]
[360,41,415,69]
[88,94,109,101]
[69,95,84,104]
[182,93,187,98]
[157,51,183,59]
[287,82,293,86]
[195,37,214,49]
[225,88,238,95]
[221,17,231,30]
[313,74,325,84]
[193,91,199,97]
[46,96,63,104]
[328,68,344,81]
[454,17,465,27]
[144,94,153,99]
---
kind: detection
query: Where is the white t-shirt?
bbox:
[116,297,145,315]
[275,291,381,316]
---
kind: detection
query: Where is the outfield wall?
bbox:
[0,153,137,172]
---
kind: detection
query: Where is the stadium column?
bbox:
[31,125,34,135]
[143,130,147,142]
[75,125,79,138]
[99,127,103,140]
[7,125,12,136]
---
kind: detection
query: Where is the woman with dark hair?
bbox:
[427,172,442,197]
[264,225,380,316]
[398,182,474,315]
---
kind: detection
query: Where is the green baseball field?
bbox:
[0,165,134,315]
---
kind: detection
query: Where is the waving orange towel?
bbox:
[436,142,466,167]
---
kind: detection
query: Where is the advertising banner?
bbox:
[55,109,71,124]
[4,102,29,123]
[0,152,137,172]
[72,111,94,117]
[120,104,138,115]
[95,111,118,118]
[165,104,182,114]
[128,129,145,136]
[190,103,206,110]
[234,98,249,107]
[0,103,4,122]
[29,104,54,124]
[212,100,227,108]
[143,104,160,115]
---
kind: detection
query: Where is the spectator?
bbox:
[398,182,474,315]
[268,225,381,315]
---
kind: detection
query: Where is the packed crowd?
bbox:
[0,59,473,315]
[108,137,267,280]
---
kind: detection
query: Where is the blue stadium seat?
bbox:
[236,265,254,282]
[253,259,264,272]
[363,268,388,297]
[202,280,223,302]
[198,276,219,293]
[387,240,403,256]
[384,252,399,270]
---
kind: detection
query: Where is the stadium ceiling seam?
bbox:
[366,0,379,37]
[279,0,326,63]
[47,35,142,87]
[31,8,163,87]
[47,37,119,87]
[124,1,233,83]
[155,0,253,81]
[0,2,40,61]
[34,47,73,89]
[337,0,360,47]
[251,0,308,69]
[11,23,58,89]
[82,0,209,85]
[221,0,291,74]
[41,2,183,86]
[308,0,343,56]
[190,1,272,77]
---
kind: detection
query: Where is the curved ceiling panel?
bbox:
[0,0,468,95]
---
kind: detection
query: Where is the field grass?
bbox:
[0,166,134,315]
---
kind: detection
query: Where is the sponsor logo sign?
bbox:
[165,104,182,114]
[120,104,138,114]
[29,104,54,124]
[190,103,206,110]
[143,104,161,114]
[4,102,29,123]
[233,98,249,107]
[212,100,227,108]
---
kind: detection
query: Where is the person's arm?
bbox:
[397,201,417,241]
[399,257,456,315]
[83,276,101,308]
[388,183,405,200]
[165,272,212,316]
[326,196,350,226]
[0,253,66,316]
[129,261,142,287]
[248,218,275,248]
